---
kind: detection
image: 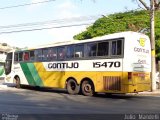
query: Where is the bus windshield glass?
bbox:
[5,52,12,75]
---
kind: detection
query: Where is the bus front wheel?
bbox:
[81,80,94,96]
[14,77,21,88]
[66,79,80,95]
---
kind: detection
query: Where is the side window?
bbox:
[42,48,48,61]
[57,47,66,60]
[48,48,57,61]
[74,44,84,58]
[23,52,29,61]
[18,52,23,61]
[85,43,97,57]
[111,40,122,56]
[117,40,122,55]
[66,45,74,59]
[112,41,116,55]
[14,53,18,62]
[97,41,109,56]
[35,49,42,61]
[30,51,35,61]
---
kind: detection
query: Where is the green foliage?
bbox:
[73,10,160,61]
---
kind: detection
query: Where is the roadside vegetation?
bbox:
[73,10,160,61]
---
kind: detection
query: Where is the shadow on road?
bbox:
[21,85,68,93]
[20,85,140,99]
[94,93,139,99]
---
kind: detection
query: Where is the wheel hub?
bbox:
[84,84,91,93]
[71,82,76,90]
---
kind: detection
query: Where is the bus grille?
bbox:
[103,76,121,91]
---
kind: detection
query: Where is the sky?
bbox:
[0,0,150,48]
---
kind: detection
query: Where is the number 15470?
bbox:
[93,61,121,68]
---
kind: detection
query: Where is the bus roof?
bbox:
[17,31,149,51]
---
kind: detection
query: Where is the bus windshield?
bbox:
[5,52,12,75]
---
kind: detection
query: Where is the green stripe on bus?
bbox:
[27,63,44,86]
[20,63,36,86]
[0,67,4,76]
[20,63,44,86]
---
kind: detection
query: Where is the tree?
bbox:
[73,11,160,59]
[74,11,160,51]
[136,0,160,91]
[135,0,160,10]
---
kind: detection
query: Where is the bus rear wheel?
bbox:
[81,80,94,96]
[67,79,80,95]
[14,77,21,88]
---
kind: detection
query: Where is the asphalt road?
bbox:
[0,86,160,120]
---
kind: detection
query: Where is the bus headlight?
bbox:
[6,76,11,81]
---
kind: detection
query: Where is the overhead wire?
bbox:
[0,1,101,34]
[0,23,92,35]
[0,15,99,29]
[0,0,56,10]
[0,15,100,34]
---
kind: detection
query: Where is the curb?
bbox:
[0,84,8,88]
[126,90,160,96]
[137,92,160,96]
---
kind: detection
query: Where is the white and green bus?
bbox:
[5,31,151,96]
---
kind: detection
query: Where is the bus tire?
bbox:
[14,77,21,88]
[81,80,94,96]
[66,79,80,95]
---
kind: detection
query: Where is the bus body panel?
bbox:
[122,32,151,92]
[123,32,151,72]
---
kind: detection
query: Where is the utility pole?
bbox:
[150,0,156,91]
